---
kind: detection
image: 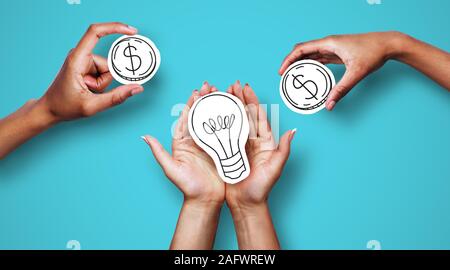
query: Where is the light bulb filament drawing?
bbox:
[203,114,235,157]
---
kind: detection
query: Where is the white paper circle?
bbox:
[108,35,161,85]
[280,60,335,114]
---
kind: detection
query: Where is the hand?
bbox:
[225,81,296,210]
[279,31,406,111]
[0,22,144,159]
[38,22,144,122]
[224,81,295,249]
[143,82,225,205]
[143,82,225,249]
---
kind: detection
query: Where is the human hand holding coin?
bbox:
[39,22,144,122]
[279,32,404,111]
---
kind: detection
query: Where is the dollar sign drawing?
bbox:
[292,74,318,100]
[123,42,142,75]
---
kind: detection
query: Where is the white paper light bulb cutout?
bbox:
[188,92,250,184]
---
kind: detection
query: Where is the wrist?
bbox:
[384,31,414,62]
[183,187,225,208]
[27,97,60,132]
[228,201,269,222]
[183,198,224,212]
[180,199,223,230]
[226,191,269,215]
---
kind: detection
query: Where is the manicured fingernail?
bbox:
[290,128,297,141]
[128,25,138,32]
[131,86,144,96]
[141,136,148,144]
[327,101,336,111]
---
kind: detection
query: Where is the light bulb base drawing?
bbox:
[188,92,250,184]
[221,151,247,180]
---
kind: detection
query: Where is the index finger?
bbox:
[278,39,328,75]
[75,22,137,55]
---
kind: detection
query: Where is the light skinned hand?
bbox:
[143,82,225,205]
[39,22,144,122]
[279,31,409,111]
[224,81,295,249]
[143,83,224,249]
[226,81,296,210]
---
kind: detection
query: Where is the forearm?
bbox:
[230,202,280,250]
[0,98,57,159]
[390,32,450,90]
[170,199,222,250]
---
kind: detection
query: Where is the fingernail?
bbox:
[141,136,148,144]
[327,101,336,111]
[131,86,144,96]
[127,25,138,32]
[290,128,297,142]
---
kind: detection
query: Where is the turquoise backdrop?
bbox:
[0,0,449,249]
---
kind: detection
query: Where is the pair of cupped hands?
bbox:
[142,81,296,211]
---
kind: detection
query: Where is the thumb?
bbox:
[87,84,144,114]
[326,69,365,111]
[273,129,296,167]
[142,135,176,177]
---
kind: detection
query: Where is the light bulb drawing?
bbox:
[188,92,250,184]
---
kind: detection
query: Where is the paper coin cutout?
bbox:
[108,35,160,85]
[280,60,335,114]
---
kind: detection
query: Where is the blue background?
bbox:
[0,0,449,250]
